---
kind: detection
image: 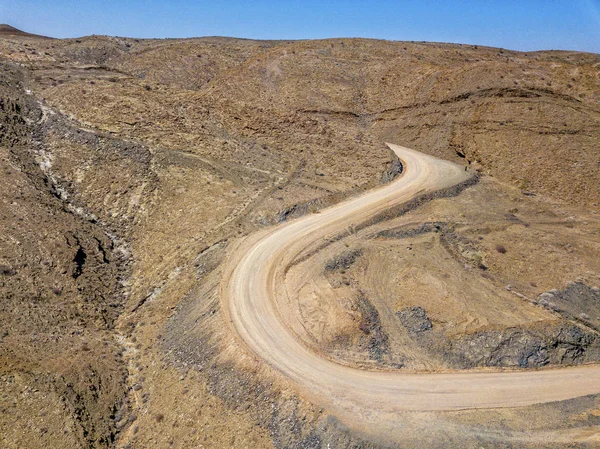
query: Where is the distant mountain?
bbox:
[0,24,51,39]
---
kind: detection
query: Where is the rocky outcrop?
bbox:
[395,305,600,369]
[396,306,433,335]
[324,249,363,273]
[447,324,600,369]
[537,281,600,332]
[355,295,390,362]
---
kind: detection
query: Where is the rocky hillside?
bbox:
[0,62,127,448]
[1,26,599,449]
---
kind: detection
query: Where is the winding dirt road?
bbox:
[221,143,600,431]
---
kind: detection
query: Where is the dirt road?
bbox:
[221,144,600,432]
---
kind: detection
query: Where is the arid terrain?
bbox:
[1,23,600,448]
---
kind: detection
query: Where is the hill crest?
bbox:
[0,24,50,39]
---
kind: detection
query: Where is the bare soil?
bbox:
[1,25,600,448]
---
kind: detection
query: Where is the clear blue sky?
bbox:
[2,0,600,53]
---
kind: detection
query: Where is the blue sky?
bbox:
[2,1,600,53]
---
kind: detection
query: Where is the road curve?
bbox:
[220,143,600,429]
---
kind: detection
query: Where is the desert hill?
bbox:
[0,26,599,448]
[0,24,50,39]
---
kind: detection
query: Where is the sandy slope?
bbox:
[221,144,600,433]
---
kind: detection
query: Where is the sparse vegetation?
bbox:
[1,23,599,449]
